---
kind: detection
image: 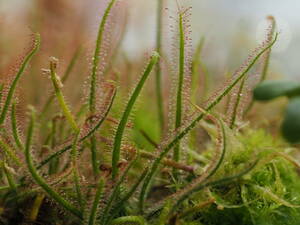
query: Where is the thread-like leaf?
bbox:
[0,138,22,167]
[169,159,259,216]
[0,33,40,125]
[139,150,194,173]
[3,162,17,191]
[245,16,276,113]
[11,101,24,150]
[70,130,84,211]
[173,10,185,168]
[37,89,116,169]
[88,177,105,225]
[111,51,159,179]
[0,84,4,111]
[24,107,82,219]
[155,0,165,131]
[260,16,276,82]
[157,200,172,225]
[107,169,148,224]
[252,184,300,208]
[168,115,226,211]
[178,198,215,219]
[100,154,139,224]
[145,108,226,215]
[48,117,58,174]
[88,0,117,175]
[139,33,278,212]
[90,136,98,175]
[88,0,117,112]
[27,193,45,222]
[49,57,79,132]
[229,76,246,128]
[41,47,81,116]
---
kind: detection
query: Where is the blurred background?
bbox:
[1,0,299,78]
[0,0,299,125]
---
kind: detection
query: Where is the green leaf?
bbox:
[41,46,81,116]
[111,51,159,179]
[173,10,186,172]
[107,169,148,224]
[169,159,259,216]
[11,101,24,150]
[87,177,105,225]
[89,0,117,112]
[49,57,79,133]
[0,33,40,125]
[100,155,139,224]
[88,0,118,175]
[37,90,116,169]
[139,33,278,213]
[24,107,82,219]
[155,0,164,131]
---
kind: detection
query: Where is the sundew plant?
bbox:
[1,1,300,225]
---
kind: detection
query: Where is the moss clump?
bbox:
[182,128,300,225]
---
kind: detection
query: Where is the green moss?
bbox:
[184,128,300,225]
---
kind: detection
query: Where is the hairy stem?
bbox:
[101,155,139,224]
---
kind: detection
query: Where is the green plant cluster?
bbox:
[1,1,300,225]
